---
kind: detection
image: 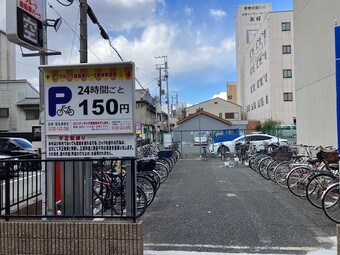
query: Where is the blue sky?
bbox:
[0,0,292,106]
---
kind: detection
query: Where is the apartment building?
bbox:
[294,0,340,146]
[243,11,296,124]
[226,82,237,104]
[235,3,272,110]
[0,30,16,80]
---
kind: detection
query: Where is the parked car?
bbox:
[0,137,40,171]
[193,131,208,146]
[209,133,288,156]
[0,154,19,178]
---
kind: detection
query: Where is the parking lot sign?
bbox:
[40,62,136,158]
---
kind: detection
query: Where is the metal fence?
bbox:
[173,128,297,158]
[0,156,139,221]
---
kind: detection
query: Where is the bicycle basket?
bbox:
[318,149,339,163]
[137,159,156,172]
[158,149,173,158]
[271,151,293,162]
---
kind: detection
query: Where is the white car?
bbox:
[193,131,208,146]
[209,134,288,156]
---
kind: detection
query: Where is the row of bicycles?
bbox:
[246,143,340,224]
[92,143,180,218]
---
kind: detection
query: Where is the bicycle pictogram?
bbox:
[57,105,75,116]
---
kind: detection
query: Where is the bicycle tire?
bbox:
[248,154,259,170]
[286,166,313,197]
[112,186,148,218]
[258,157,273,180]
[159,157,173,171]
[267,160,280,182]
[92,173,111,209]
[274,161,291,188]
[137,175,156,206]
[250,154,267,172]
[154,162,169,183]
[322,182,340,223]
[306,172,337,209]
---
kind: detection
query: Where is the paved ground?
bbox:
[142,157,337,255]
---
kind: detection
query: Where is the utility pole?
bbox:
[79,0,88,63]
[155,65,163,143]
[155,55,170,132]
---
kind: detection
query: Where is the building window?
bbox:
[266,95,269,104]
[225,112,235,119]
[219,113,222,118]
[283,92,293,101]
[281,22,291,31]
[26,109,39,120]
[282,45,291,54]
[283,69,292,78]
[0,108,9,118]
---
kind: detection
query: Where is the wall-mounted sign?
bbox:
[6,0,44,50]
[40,62,136,158]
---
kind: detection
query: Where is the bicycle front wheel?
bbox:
[322,182,340,223]
[306,172,337,209]
[258,157,272,180]
[287,166,312,197]
[274,161,291,188]
[112,186,148,218]
[267,160,280,182]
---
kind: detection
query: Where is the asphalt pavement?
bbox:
[141,157,337,255]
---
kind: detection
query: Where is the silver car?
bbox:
[210,134,288,155]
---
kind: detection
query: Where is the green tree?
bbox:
[256,119,282,135]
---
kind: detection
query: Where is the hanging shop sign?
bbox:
[6,0,44,50]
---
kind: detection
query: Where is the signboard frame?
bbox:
[6,0,44,50]
[40,62,136,159]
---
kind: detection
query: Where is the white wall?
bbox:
[294,0,340,146]
[0,30,16,80]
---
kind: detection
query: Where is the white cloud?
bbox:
[209,9,226,20]
[212,92,228,100]
[3,0,236,103]
[184,6,193,16]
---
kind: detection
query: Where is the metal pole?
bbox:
[79,0,88,63]
[40,0,49,216]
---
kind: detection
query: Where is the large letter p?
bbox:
[48,87,72,117]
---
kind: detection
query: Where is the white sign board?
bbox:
[41,62,136,158]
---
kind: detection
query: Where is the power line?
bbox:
[48,2,102,62]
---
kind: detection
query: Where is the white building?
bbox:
[0,30,16,80]
[243,11,296,124]
[0,79,39,132]
[294,0,340,146]
[186,97,242,121]
[0,29,40,133]
[235,3,272,110]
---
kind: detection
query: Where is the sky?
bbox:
[0,0,292,107]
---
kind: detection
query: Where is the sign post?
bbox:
[335,26,340,151]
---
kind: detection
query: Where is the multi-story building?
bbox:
[226,82,237,104]
[235,3,272,111]
[243,10,296,124]
[0,30,16,80]
[294,0,340,146]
